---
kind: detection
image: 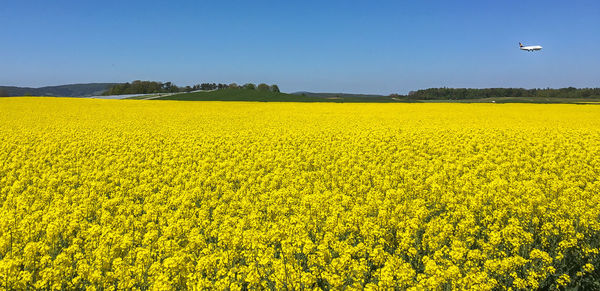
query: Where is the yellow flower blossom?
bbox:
[0,98,599,289]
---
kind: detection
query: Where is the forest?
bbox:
[394,87,600,100]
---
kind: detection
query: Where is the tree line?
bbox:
[102,81,280,95]
[390,87,600,100]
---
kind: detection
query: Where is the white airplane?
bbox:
[519,42,542,51]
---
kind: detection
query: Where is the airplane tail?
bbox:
[519,42,523,47]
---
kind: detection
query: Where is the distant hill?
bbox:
[158,88,400,102]
[0,83,118,97]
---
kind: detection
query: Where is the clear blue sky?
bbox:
[1,0,599,94]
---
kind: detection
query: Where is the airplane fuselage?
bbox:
[520,45,542,51]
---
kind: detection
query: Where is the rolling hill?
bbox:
[157,88,400,102]
[291,91,386,98]
[0,83,118,97]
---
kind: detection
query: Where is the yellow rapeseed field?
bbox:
[1,97,599,290]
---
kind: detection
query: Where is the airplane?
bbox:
[519,42,542,51]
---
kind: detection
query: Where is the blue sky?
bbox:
[1,0,599,94]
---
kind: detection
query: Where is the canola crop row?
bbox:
[0,98,599,290]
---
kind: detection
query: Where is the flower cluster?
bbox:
[1,98,599,289]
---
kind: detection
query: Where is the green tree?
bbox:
[404,87,600,100]
[257,83,270,91]
[104,81,181,95]
[270,84,280,93]
[200,83,217,90]
[244,83,256,90]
